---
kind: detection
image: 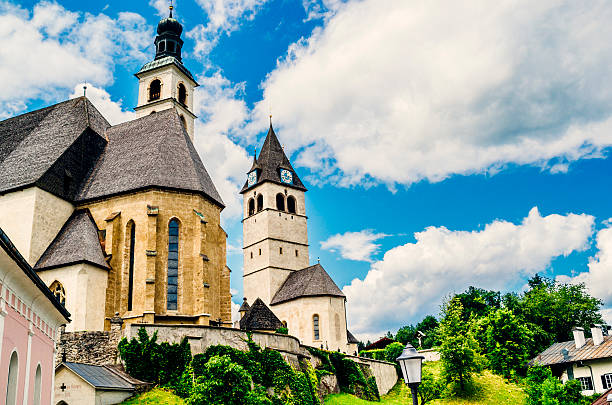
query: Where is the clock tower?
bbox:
[240,124,309,305]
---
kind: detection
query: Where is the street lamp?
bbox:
[396,343,424,405]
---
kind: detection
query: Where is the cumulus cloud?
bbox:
[150,0,176,18]
[557,222,612,305]
[343,208,595,338]
[193,72,252,222]
[321,230,389,262]
[70,83,135,125]
[0,1,150,118]
[250,0,612,188]
[188,0,269,57]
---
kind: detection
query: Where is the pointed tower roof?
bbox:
[238,297,251,313]
[270,263,345,305]
[35,209,109,271]
[240,124,307,193]
[239,298,283,331]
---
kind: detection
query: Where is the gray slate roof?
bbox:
[239,298,283,331]
[35,209,109,271]
[0,97,109,200]
[136,56,197,84]
[61,362,135,390]
[271,263,345,305]
[238,297,251,313]
[240,125,306,193]
[347,330,359,344]
[532,336,612,366]
[76,108,224,207]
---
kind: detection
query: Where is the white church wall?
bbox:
[272,296,350,353]
[243,266,294,305]
[37,263,108,332]
[0,187,73,266]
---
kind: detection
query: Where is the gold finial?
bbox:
[169,0,174,17]
[83,82,87,97]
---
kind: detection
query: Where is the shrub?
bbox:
[275,327,289,334]
[418,368,443,404]
[328,351,379,401]
[359,349,386,361]
[525,365,593,405]
[187,355,252,405]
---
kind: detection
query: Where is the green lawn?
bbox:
[121,388,185,404]
[325,364,526,405]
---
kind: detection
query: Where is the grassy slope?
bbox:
[121,388,185,404]
[325,362,526,405]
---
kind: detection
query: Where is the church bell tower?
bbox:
[134,5,198,139]
[241,124,309,305]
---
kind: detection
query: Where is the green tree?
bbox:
[455,286,501,321]
[395,325,418,347]
[187,355,252,405]
[418,368,444,404]
[525,365,589,405]
[476,308,533,377]
[438,297,481,393]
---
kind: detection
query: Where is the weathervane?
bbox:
[169,0,174,17]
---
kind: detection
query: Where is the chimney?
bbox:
[573,327,586,349]
[591,324,604,346]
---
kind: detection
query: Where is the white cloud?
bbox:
[321,230,388,262]
[150,0,175,18]
[231,300,241,323]
[0,1,150,118]
[343,207,595,337]
[188,0,269,57]
[601,308,612,325]
[193,72,252,222]
[70,83,135,125]
[251,0,612,189]
[557,222,612,305]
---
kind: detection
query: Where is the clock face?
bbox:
[247,170,258,187]
[280,169,293,184]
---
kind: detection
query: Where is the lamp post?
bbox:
[396,343,424,405]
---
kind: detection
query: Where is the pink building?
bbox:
[0,228,70,405]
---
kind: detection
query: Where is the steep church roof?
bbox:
[270,263,345,305]
[239,298,283,331]
[0,97,109,200]
[347,330,359,344]
[35,209,109,271]
[75,108,224,207]
[240,124,307,193]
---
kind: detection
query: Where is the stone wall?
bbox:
[347,354,398,396]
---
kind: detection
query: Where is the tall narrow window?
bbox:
[313,315,320,340]
[178,83,187,104]
[158,41,166,53]
[276,193,285,211]
[127,221,136,311]
[248,198,255,216]
[6,351,18,405]
[257,194,263,212]
[167,219,179,310]
[287,196,296,214]
[149,79,161,101]
[33,365,42,405]
[179,115,187,129]
[335,313,341,341]
[49,281,66,306]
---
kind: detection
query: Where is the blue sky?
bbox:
[2,0,612,340]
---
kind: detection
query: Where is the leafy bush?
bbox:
[358,349,386,361]
[328,351,379,401]
[418,368,443,404]
[275,327,289,334]
[525,365,594,405]
[187,355,252,405]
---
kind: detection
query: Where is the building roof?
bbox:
[347,330,359,344]
[365,337,396,351]
[76,108,223,207]
[135,56,197,85]
[238,297,251,313]
[240,124,306,193]
[239,298,283,331]
[0,227,70,321]
[592,388,612,405]
[0,97,109,200]
[60,362,136,391]
[35,210,109,271]
[532,336,612,366]
[270,263,345,305]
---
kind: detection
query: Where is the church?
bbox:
[0,8,231,332]
[0,6,357,353]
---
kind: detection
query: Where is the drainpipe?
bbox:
[577,361,596,393]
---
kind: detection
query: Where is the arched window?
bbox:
[33,364,42,405]
[282,320,287,328]
[127,221,136,311]
[149,79,161,101]
[287,196,296,214]
[256,194,263,212]
[168,41,176,53]
[178,83,187,104]
[313,315,320,340]
[49,281,65,306]
[179,115,187,129]
[167,219,180,310]
[248,198,255,216]
[276,193,285,211]
[6,351,18,405]
[158,41,166,53]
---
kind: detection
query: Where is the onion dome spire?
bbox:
[154,4,184,61]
